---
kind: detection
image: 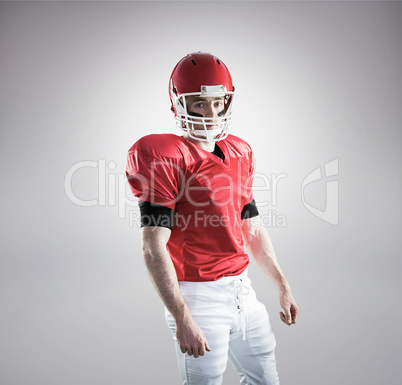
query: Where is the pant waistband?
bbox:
[179,268,250,289]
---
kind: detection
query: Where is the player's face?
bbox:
[186,96,225,130]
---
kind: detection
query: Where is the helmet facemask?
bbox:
[171,84,234,143]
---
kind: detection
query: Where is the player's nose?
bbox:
[205,103,219,118]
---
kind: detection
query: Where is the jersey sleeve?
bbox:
[125,142,182,211]
[241,198,259,219]
[138,201,174,229]
[244,146,256,206]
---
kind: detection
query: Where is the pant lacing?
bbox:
[233,277,250,341]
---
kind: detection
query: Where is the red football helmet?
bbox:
[169,52,235,142]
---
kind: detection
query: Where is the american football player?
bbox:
[126,52,299,385]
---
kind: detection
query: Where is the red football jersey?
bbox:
[126,134,256,282]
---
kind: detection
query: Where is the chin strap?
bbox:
[190,128,224,142]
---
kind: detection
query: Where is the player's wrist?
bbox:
[174,307,193,326]
[278,282,292,295]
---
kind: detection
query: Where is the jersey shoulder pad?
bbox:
[128,134,185,160]
[224,134,253,157]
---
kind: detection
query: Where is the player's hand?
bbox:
[175,316,211,358]
[279,290,299,325]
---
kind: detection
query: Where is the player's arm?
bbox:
[241,215,300,325]
[141,226,211,357]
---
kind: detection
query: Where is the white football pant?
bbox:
[165,269,279,385]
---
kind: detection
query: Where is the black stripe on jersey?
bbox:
[241,199,259,220]
[138,201,174,230]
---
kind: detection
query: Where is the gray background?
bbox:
[1,1,401,384]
